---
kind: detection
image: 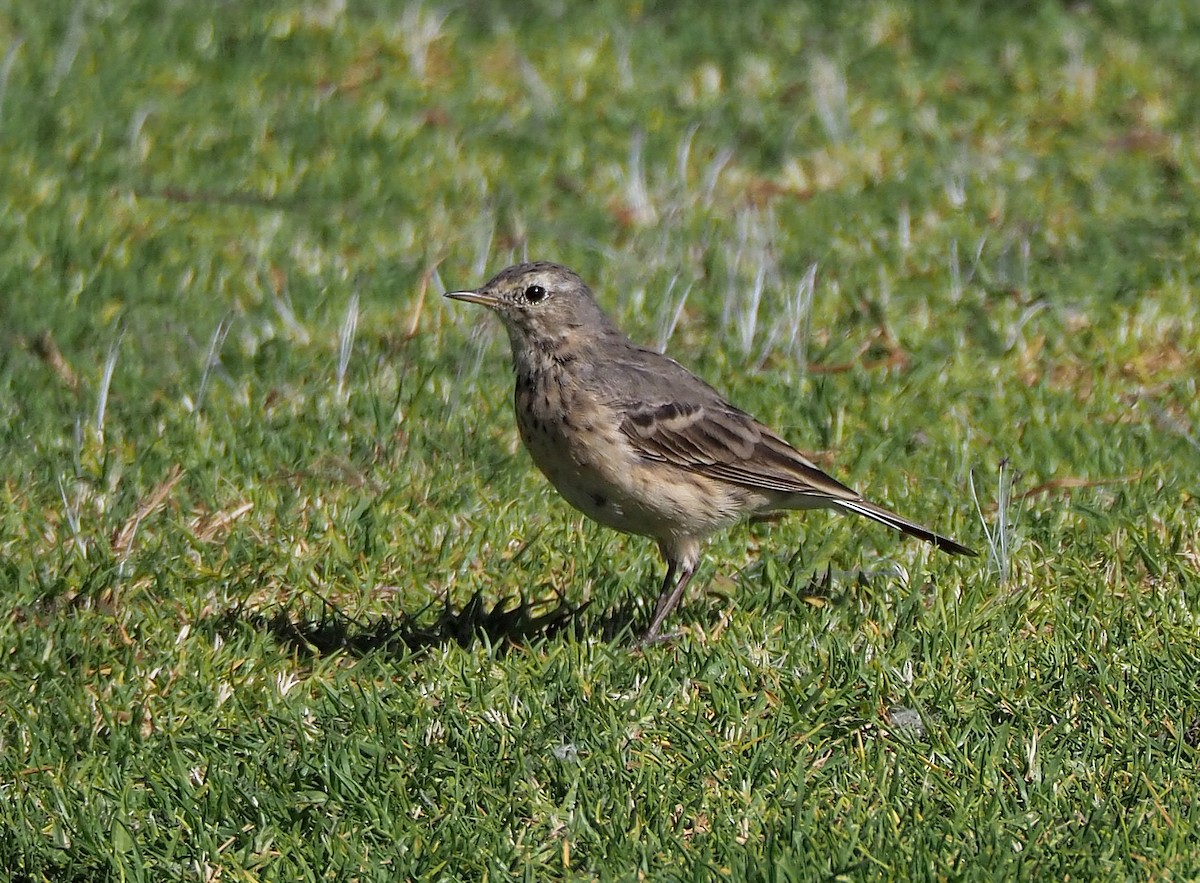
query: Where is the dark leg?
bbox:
[641,557,696,643]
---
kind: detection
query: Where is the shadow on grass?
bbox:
[213,591,651,659]
[212,566,838,658]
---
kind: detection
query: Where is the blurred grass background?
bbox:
[1,0,1199,878]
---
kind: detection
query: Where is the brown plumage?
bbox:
[446,261,975,641]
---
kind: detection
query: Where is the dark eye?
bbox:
[524,285,547,303]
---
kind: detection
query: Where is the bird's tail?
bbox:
[835,498,977,556]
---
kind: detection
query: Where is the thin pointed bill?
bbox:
[444,290,500,307]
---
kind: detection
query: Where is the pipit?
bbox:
[446,262,975,641]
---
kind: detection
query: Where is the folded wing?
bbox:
[619,399,976,556]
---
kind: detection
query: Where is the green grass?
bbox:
[3,0,1200,878]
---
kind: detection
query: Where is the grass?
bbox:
[2,0,1199,878]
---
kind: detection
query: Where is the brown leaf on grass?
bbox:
[606,196,641,229]
[745,176,813,207]
[31,330,80,391]
[1121,341,1190,382]
[268,264,287,297]
[1016,334,1046,387]
[1106,127,1171,156]
[317,58,381,95]
[421,107,451,128]
[111,466,185,554]
[809,324,910,374]
[1030,338,1194,397]
[1048,360,1095,400]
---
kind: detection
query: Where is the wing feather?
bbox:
[605,349,975,556]
[620,401,859,502]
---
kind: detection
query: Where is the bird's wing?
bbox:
[618,397,861,502]
[607,348,977,556]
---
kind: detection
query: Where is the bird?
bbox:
[445,261,975,642]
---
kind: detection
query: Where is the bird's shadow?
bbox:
[209,590,650,659]
[206,562,846,659]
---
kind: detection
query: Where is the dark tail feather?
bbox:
[836,498,977,557]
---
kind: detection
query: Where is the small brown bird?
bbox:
[446,262,975,641]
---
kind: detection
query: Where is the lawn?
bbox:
[2,0,1199,879]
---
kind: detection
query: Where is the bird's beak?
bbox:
[444,289,500,307]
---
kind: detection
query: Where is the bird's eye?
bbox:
[524,285,547,303]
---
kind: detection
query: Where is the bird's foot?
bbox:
[635,628,681,649]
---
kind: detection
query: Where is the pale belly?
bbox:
[516,401,768,542]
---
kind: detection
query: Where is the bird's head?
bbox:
[444,262,617,355]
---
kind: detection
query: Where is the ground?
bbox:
[1,0,1198,879]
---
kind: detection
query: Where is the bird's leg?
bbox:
[641,557,696,643]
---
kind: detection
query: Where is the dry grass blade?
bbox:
[110,466,185,554]
[190,501,254,543]
[31,330,80,391]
